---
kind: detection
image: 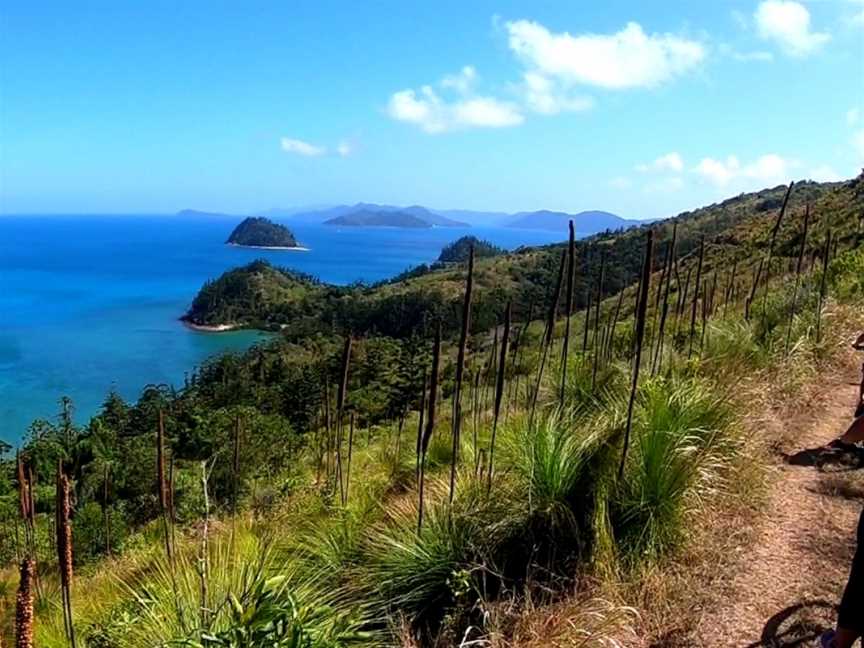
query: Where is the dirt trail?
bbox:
[694,368,863,647]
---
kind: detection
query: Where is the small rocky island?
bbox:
[437,236,504,263]
[226,217,301,249]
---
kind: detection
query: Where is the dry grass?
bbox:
[587,301,864,647]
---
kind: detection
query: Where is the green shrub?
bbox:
[611,376,733,561]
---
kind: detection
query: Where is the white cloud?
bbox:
[441,66,477,94]
[693,153,791,186]
[754,1,830,57]
[280,137,327,157]
[847,107,861,126]
[505,19,706,89]
[854,129,864,159]
[636,152,684,173]
[520,72,594,115]
[808,165,842,182]
[336,140,353,157]
[387,85,524,134]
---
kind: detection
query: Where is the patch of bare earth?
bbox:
[652,359,864,647]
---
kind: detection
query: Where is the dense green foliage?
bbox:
[2,173,863,647]
[226,217,299,248]
[436,235,504,263]
[188,176,861,342]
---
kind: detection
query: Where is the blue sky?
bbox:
[1,0,862,219]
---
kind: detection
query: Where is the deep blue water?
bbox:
[0,215,564,443]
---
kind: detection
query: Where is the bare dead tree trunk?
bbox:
[688,237,705,357]
[591,248,607,390]
[605,288,625,362]
[619,230,654,479]
[531,251,566,423]
[785,204,811,355]
[652,222,677,374]
[55,462,75,648]
[335,336,352,506]
[450,247,474,503]
[745,258,765,320]
[415,371,428,482]
[761,181,795,309]
[487,302,511,491]
[345,413,355,504]
[815,229,832,343]
[418,324,441,533]
[560,222,576,406]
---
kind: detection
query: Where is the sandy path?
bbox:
[693,370,863,647]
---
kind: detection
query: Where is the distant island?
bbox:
[287,203,468,227]
[324,210,434,229]
[259,202,642,233]
[437,236,504,263]
[506,210,628,232]
[226,217,302,249]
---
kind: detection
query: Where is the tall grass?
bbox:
[359,475,523,633]
[79,523,373,647]
[611,376,733,561]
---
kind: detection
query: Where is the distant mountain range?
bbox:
[257,203,643,233]
[506,210,630,232]
[266,203,468,228]
[324,210,434,229]
[180,203,645,236]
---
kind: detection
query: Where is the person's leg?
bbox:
[834,509,864,648]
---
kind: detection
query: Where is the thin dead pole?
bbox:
[56,462,75,648]
[785,204,811,355]
[761,181,795,307]
[345,412,356,504]
[745,258,765,320]
[449,247,474,504]
[675,265,693,335]
[618,229,654,479]
[157,410,172,561]
[688,237,705,358]
[414,371,428,482]
[530,250,566,423]
[487,302,511,492]
[590,247,607,389]
[815,229,832,343]
[323,375,332,480]
[560,221,576,406]
[652,223,677,374]
[418,324,441,534]
[508,300,534,415]
[582,248,593,355]
[724,259,738,318]
[335,336,352,505]
[472,369,482,474]
[604,287,625,362]
[232,415,241,516]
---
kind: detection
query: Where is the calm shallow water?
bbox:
[0,215,565,443]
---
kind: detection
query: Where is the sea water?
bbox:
[0,215,565,443]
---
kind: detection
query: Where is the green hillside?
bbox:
[2,174,862,647]
[186,175,862,338]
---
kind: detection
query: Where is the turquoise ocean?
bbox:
[0,215,564,444]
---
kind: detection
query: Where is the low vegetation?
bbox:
[1,174,862,646]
